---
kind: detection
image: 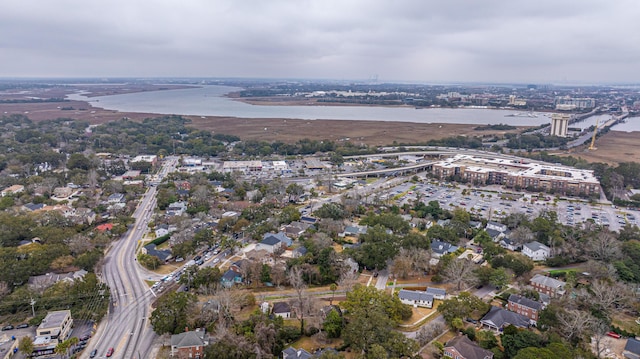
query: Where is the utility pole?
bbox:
[30,297,36,317]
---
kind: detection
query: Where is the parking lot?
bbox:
[381,176,638,232]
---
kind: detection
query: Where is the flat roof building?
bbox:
[431,154,600,197]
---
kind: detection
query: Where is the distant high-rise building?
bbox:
[550,114,571,137]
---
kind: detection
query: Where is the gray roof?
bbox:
[431,240,458,255]
[282,347,313,359]
[261,235,281,246]
[398,289,433,303]
[530,274,565,289]
[445,335,494,359]
[508,294,543,311]
[523,241,550,252]
[486,228,502,239]
[272,301,291,314]
[426,287,446,296]
[171,330,206,348]
[625,337,640,356]
[221,269,241,282]
[480,306,530,329]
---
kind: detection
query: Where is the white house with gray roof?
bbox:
[426,287,447,300]
[398,289,434,308]
[522,241,550,261]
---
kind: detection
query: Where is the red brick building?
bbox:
[507,294,543,324]
[170,329,208,358]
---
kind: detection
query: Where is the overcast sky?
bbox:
[1,0,638,83]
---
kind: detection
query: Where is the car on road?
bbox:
[16,324,28,329]
[1,325,13,331]
[89,349,98,358]
[106,347,115,357]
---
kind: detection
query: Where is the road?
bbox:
[83,157,178,359]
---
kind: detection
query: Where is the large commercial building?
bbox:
[431,154,600,196]
[550,113,570,137]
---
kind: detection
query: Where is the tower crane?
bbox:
[588,119,599,150]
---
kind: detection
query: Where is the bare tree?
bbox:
[510,226,534,246]
[441,258,477,292]
[288,266,313,333]
[587,231,621,261]
[389,250,414,279]
[0,281,9,299]
[416,321,445,346]
[337,269,359,293]
[557,309,597,343]
[590,319,612,359]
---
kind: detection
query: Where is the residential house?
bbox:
[283,221,312,237]
[480,306,530,331]
[292,246,308,258]
[398,289,434,308]
[444,335,494,359]
[426,287,446,300]
[96,223,114,232]
[170,329,208,358]
[339,225,367,238]
[270,231,293,247]
[485,228,505,242]
[272,302,292,319]
[1,184,24,197]
[23,203,45,212]
[28,270,88,292]
[256,236,284,254]
[220,269,242,288]
[300,216,318,224]
[142,244,172,262]
[507,294,543,324]
[499,238,521,251]
[530,274,566,297]
[436,219,451,227]
[53,187,74,199]
[166,201,188,216]
[469,221,483,230]
[486,221,508,233]
[624,337,640,359]
[107,193,125,204]
[431,240,459,258]
[282,347,313,359]
[522,241,551,261]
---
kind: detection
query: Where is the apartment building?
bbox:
[431,154,600,196]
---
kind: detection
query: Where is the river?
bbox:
[67,85,554,126]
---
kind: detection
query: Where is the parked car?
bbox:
[1,325,13,331]
[16,324,28,329]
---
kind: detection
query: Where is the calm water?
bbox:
[611,116,640,132]
[68,85,553,126]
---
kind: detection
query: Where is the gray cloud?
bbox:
[0,0,638,83]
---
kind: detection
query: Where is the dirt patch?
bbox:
[553,130,640,165]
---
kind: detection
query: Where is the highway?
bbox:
[83,157,178,359]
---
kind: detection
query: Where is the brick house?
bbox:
[170,329,208,358]
[530,274,566,298]
[507,294,543,324]
[444,335,494,359]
